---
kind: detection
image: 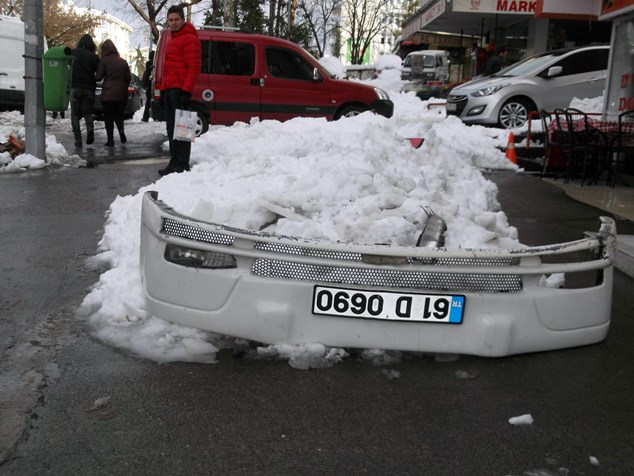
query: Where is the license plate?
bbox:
[312,285,464,324]
[446,102,457,112]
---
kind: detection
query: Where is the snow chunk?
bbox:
[538,273,565,288]
[508,413,534,425]
[319,56,346,79]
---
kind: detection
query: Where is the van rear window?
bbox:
[202,40,255,76]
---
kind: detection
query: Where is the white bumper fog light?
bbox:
[467,105,486,116]
[164,244,237,269]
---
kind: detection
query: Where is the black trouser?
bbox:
[102,101,126,142]
[164,88,191,169]
[70,88,95,140]
[142,89,152,121]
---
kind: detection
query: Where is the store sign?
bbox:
[600,0,634,19]
[604,16,634,117]
[453,0,537,13]
[421,0,447,28]
[535,0,601,18]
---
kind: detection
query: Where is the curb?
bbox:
[616,235,634,278]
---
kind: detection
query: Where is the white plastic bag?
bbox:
[173,109,197,142]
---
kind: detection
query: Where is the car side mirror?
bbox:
[547,66,563,78]
[312,67,323,82]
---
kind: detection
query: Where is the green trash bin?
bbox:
[43,46,74,111]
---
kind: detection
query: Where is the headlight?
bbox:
[164,244,237,269]
[374,87,390,101]
[471,84,508,97]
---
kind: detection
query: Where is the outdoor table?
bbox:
[545,116,634,184]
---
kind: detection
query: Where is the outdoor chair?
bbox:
[538,110,553,178]
[549,109,570,180]
[562,108,609,185]
[608,109,634,187]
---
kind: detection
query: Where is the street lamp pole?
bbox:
[23,0,46,160]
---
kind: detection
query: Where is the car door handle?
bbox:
[250,78,264,86]
[587,77,602,82]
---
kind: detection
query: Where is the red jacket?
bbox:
[161,22,201,93]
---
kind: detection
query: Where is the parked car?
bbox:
[445,46,610,129]
[151,29,394,136]
[93,73,143,120]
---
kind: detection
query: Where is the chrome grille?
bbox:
[255,242,518,267]
[255,241,362,261]
[162,218,234,245]
[252,259,523,293]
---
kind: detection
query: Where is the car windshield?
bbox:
[496,50,570,77]
[411,55,435,68]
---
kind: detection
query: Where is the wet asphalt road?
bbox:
[49,118,167,166]
[0,133,633,475]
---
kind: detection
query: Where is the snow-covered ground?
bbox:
[1,68,574,368]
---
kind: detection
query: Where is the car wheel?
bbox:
[498,98,533,129]
[335,104,369,120]
[195,111,209,136]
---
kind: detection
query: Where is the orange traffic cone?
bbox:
[505,132,517,164]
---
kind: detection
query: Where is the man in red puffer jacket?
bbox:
[158,5,201,176]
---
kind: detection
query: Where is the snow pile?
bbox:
[0,112,88,173]
[319,55,346,79]
[374,54,403,71]
[76,70,525,365]
[569,95,604,113]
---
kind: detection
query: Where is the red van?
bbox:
[152,28,394,135]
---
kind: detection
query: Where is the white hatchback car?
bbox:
[446,46,609,129]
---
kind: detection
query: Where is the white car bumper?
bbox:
[140,191,616,357]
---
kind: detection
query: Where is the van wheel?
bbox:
[335,104,368,119]
[195,111,209,136]
[498,98,534,129]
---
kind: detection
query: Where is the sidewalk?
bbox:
[542,177,634,278]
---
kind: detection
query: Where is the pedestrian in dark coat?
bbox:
[70,34,99,147]
[157,5,201,176]
[96,39,131,146]
[141,50,155,122]
[482,47,508,76]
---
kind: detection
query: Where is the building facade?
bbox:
[64,1,138,73]
[400,0,611,81]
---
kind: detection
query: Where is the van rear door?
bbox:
[259,45,334,121]
[201,37,260,125]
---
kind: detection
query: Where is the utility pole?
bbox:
[24,0,46,160]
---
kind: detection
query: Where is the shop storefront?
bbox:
[401,0,611,81]
[400,0,538,79]
[600,0,634,119]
